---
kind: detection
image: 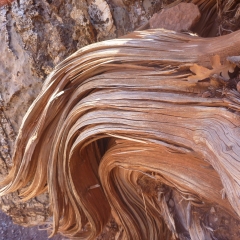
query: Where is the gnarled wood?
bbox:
[1,29,240,239]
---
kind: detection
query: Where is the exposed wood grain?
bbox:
[1,29,240,239]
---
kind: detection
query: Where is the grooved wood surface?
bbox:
[2,29,240,239]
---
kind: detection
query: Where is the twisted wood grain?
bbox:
[1,29,240,239]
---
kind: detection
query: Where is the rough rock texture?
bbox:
[0,5,49,226]
[110,0,162,35]
[149,2,201,31]
[0,211,67,240]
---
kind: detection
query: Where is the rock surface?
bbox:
[0,5,48,227]
[149,3,201,32]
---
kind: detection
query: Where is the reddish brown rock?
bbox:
[0,0,14,7]
[149,3,201,32]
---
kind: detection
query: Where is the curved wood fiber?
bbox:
[2,29,240,239]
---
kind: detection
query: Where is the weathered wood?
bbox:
[1,29,240,239]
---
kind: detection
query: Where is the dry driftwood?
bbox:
[1,29,240,239]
